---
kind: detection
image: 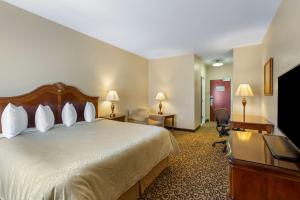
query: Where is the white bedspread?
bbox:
[0,119,178,200]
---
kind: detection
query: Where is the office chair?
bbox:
[212,108,231,152]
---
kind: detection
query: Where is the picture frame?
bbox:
[264,58,273,96]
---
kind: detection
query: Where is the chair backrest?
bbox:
[127,108,149,122]
[214,108,230,125]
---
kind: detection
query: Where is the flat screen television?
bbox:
[278,64,300,150]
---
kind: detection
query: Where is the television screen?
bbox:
[278,64,300,149]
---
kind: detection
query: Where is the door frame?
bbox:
[201,77,206,125]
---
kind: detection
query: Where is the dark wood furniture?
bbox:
[0,82,98,132]
[227,131,300,200]
[149,113,175,132]
[101,115,126,122]
[230,115,274,134]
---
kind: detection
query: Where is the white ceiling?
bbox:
[3,0,281,61]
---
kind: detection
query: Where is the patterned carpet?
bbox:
[140,123,229,200]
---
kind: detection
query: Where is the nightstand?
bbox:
[100,115,126,122]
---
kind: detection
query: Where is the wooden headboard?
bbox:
[0,82,99,132]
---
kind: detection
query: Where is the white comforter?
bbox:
[0,119,178,200]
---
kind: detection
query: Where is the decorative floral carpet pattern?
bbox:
[140,123,229,200]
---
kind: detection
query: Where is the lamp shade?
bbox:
[235,84,254,97]
[106,90,119,101]
[155,92,166,101]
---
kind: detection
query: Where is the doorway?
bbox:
[210,79,231,121]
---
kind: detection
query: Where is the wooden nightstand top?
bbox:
[149,113,175,117]
[100,115,126,122]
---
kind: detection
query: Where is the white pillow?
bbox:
[1,103,28,139]
[35,104,55,132]
[84,102,96,122]
[62,103,77,127]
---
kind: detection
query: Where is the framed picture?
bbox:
[264,58,273,96]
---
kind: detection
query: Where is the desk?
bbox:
[227,131,300,200]
[149,113,175,132]
[100,115,126,122]
[230,115,274,134]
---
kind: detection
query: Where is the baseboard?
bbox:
[194,125,201,132]
[166,125,201,132]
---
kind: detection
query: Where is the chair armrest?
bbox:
[221,124,230,127]
[148,115,164,126]
[128,119,148,125]
[149,115,164,122]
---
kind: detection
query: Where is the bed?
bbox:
[0,83,179,200]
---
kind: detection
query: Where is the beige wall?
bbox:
[233,45,262,116]
[232,0,300,134]
[206,64,233,120]
[261,0,300,134]
[149,54,204,130]
[0,1,149,116]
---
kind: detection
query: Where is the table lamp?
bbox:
[155,92,166,115]
[235,84,254,122]
[106,90,119,118]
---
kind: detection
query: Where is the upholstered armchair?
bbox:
[127,108,164,127]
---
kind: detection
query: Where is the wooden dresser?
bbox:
[227,131,300,200]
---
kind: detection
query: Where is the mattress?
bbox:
[0,119,178,200]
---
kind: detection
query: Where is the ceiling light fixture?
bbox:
[212,59,224,67]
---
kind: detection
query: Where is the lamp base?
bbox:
[158,101,163,115]
[242,97,247,122]
[110,102,115,118]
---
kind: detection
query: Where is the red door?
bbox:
[210,80,231,121]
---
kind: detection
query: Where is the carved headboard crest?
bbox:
[0,82,99,132]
